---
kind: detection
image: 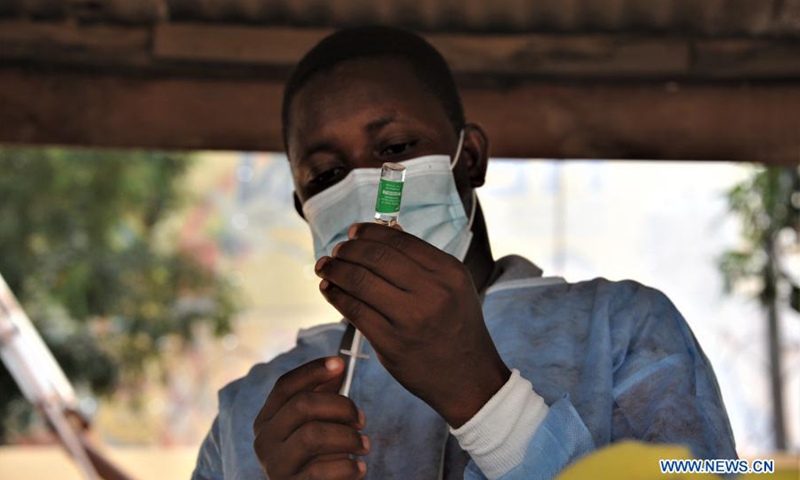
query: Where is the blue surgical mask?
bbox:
[302,130,476,261]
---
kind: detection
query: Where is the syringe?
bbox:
[339,162,407,397]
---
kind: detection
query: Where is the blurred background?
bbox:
[1,151,798,477]
[1,0,799,478]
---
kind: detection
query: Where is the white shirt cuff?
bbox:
[449,369,548,480]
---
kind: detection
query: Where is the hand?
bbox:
[315,223,511,428]
[253,357,369,480]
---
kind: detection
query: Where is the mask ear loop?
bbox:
[450,129,466,170]
[467,190,477,230]
[451,128,477,230]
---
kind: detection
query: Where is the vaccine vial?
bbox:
[374,162,406,226]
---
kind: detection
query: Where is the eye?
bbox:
[311,167,345,185]
[380,140,417,157]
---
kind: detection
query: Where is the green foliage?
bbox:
[718,167,800,302]
[719,165,798,451]
[0,147,237,442]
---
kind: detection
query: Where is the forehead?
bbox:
[286,57,451,157]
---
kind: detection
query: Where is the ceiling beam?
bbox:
[1,68,797,163]
[2,22,800,81]
[1,21,798,161]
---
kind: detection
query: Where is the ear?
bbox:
[462,123,489,187]
[293,191,306,220]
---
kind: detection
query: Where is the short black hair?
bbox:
[281,26,465,151]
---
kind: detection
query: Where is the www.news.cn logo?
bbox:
[659,458,775,474]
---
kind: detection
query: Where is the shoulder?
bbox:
[485,274,682,349]
[577,279,702,367]
[570,277,683,331]
[579,277,674,313]
[565,279,702,379]
[525,277,686,347]
[493,274,673,316]
[487,255,670,309]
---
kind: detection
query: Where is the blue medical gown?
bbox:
[192,255,736,480]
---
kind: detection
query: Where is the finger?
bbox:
[314,453,353,463]
[297,458,366,480]
[256,357,345,426]
[285,422,369,473]
[329,238,431,290]
[314,373,345,394]
[348,222,456,270]
[319,280,391,342]
[271,391,363,441]
[317,257,410,317]
[258,442,354,479]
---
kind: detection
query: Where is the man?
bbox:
[192,26,736,480]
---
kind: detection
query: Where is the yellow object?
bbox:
[555,441,799,480]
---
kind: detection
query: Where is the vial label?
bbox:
[375,178,404,214]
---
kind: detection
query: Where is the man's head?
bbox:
[282,26,489,216]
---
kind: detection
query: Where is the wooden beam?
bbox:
[0,22,151,65]
[695,38,800,79]
[1,68,798,163]
[2,22,800,81]
[469,82,800,163]
[4,0,800,38]
[152,25,331,68]
[153,25,692,79]
[0,69,284,152]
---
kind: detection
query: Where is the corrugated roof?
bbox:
[3,0,800,37]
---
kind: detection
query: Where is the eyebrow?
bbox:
[302,141,336,162]
[365,114,400,134]
[299,113,408,163]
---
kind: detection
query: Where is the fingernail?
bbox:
[348,223,359,239]
[361,435,370,451]
[319,279,329,291]
[331,242,344,257]
[357,460,367,475]
[314,256,328,273]
[325,357,341,372]
[358,410,366,428]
